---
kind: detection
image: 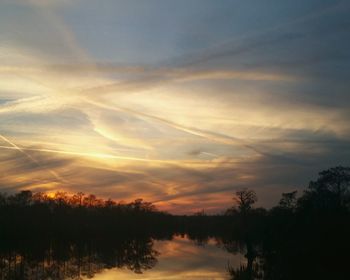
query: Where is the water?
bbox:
[0,235,245,280]
[90,236,244,280]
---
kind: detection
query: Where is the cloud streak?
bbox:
[0,0,349,212]
[0,134,67,183]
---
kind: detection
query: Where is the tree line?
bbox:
[0,166,349,279]
[0,190,177,239]
[224,166,350,280]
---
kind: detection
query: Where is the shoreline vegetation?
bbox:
[0,166,349,279]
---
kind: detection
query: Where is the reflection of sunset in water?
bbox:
[0,234,245,279]
[90,236,243,280]
[0,1,348,279]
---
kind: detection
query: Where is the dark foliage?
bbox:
[0,166,349,279]
[226,166,350,280]
[0,192,176,239]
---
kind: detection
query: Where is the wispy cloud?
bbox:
[0,0,349,212]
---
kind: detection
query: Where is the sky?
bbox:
[0,0,349,213]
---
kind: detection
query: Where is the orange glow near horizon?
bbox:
[1,0,349,214]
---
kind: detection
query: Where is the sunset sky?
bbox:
[0,0,349,213]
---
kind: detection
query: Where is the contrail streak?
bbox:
[85,99,265,156]
[0,145,241,167]
[14,1,284,160]
[28,0,92,64]
[0,134,38,163]
[0,134,68,183]
[85,99,302,164]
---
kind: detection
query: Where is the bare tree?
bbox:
[234,189,257,214]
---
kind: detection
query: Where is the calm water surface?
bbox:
[89,236,244,280]
[0,235,245,280]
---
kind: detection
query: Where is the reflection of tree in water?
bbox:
[0,238,159,279]
[225,241,263,280]
[214,236,262,280]
[223,167,350,280]
[0,166,348,280]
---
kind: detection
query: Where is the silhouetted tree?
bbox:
[300,166,350,211]
[1,166,349,280]
[234,189,257,215]
[278,191,297,210]
[9,190,33,206]
[0,193,7,206]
